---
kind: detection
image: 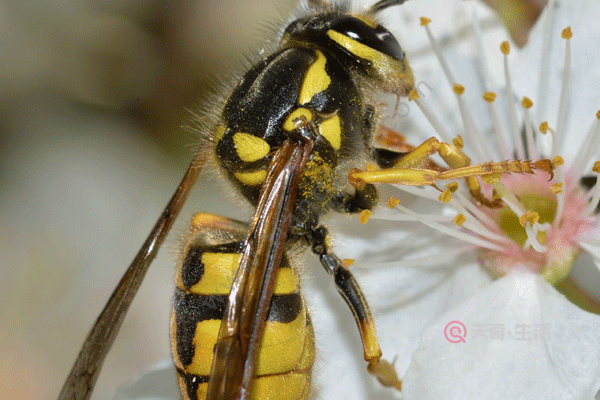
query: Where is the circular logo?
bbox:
[444,320,467,343]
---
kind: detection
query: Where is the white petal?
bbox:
[305,261,491,399]
[403,270,600,400]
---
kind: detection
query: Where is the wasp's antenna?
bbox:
[369,0,409,14]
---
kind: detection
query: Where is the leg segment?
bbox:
[308,226,402,391]
[356,136,555,207]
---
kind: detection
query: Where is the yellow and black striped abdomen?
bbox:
[171,214,315,400]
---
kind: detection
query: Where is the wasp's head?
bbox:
[281,0,414,96]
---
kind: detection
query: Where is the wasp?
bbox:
[59,0,556,399]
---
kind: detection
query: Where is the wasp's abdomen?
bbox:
[171,215,315,400]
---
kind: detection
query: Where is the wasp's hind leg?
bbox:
[307,225,402,391]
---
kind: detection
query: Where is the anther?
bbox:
[561,26,572,40]
[550,183,564,194]
[359,209,371,224]
[453,84,465,95]
[445,182,459,193]
[386,196,400,208]
[453,214,466,226]
[500,41,510,55]
[552,156,564,167]
[483,92,497,102]
[420,17,431,26]
[409,89,419,101]
[439,190,452,203]
[521,97,533,109]
[452,135,464,149]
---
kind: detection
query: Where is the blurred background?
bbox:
[0,0,545,399]
[0,0,297,398]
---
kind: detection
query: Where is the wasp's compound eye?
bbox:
[329,16,404,61]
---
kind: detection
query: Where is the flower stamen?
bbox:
[554,27,572,157]
[501,41,526,159]
[483,91,512,159]
[422,18,492,161]
[408,89,453,142]
[521,97,540,159]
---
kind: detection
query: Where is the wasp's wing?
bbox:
[206,133,314,400]
[58,149,207,400]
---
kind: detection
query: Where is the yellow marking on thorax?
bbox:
[298,50,331,105]
[234,169,267,185]
[233,132,270,162]
[188,253,240,295]
[318,114,341,150]
[283,108,313,131]
[327,29,386,65]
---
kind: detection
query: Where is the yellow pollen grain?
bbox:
[550,182,564,194]
[552,156,564,167]
[453,214,466,226]
[483,92,497,102]
[593,161,600,173]
[386,196,400,208]
[521,97,533,109]
[561,26,572,40]
[481,172,502,184]
[359,209,371,224]
[408,89,419,101]
[420,17,431,26]
[500,41,510,55]
[366,163,377,171]
[539,121,549,134]
[453,84,465,95]
[445,182,459,192]
[438,190,452,203]
[343,259,355,267]
[452,135,464,149]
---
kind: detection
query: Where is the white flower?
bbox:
[317,0,600,399]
